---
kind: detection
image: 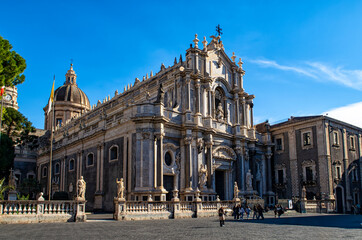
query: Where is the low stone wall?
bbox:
[0,200,87,224]
[114,199,237,221]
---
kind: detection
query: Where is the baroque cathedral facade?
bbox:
[37,35,274,211]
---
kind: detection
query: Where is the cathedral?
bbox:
[37,34,273,211]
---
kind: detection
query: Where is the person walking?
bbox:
[274,204,278,218]
[277,205,284,218]
[252,205,258,219]
[218,207,225,227]
[257,204,264,220]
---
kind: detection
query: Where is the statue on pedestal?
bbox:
[116,178,125,200]
[233,181,240,199]
[77,176,86,200]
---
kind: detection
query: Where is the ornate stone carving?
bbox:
[184,137,192,145]
[216,103,224,121]
[197,138,204,153]
[246,169,253,191]
[301,159,315,166]
[213,146,236,161]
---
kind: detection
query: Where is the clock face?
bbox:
[4,94,12,101]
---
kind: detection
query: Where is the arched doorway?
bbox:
[336,186,344,213]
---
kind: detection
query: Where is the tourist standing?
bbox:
[277,205,284,218]
[218,207,225,227]
[274,204,278,218]
[239,206,245,220]
[245,205,251,219]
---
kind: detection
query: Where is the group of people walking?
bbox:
[219,203,270,227]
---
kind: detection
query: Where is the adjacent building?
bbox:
[267,116,362,213]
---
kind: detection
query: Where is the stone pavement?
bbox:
[0,213,361,240]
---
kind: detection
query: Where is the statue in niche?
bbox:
[216,103,224,121]
[246,169,253,191]
[198,164,208,190]
[77,176,86,200]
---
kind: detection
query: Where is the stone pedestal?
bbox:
[74,201,87,222]
[94,192,103,211]
[114,198,126,220]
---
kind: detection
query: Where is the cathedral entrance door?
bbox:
[215,170,225,200]
[163,175,173,201]
[336,187,344,213]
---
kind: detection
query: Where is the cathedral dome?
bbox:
[54,63,90,108]
[44,64,91,130]
[54,83,90,107]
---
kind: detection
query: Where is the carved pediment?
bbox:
[301,159,315,166]
[213,146,236,161]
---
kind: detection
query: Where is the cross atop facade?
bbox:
[216,24,223,36]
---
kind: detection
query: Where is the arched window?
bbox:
[55,163,60,175]
[164,152,173,166]
[109,145,118,162]
[87,153,94,167]
[69,159,75,171]
[43,166,47,178]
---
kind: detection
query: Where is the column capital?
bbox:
[235,146,243,155]
[205,141,213,147]
[184,136,192,145]
[155,132,165,140]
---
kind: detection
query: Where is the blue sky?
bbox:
[1,0,362,129]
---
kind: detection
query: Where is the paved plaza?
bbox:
[0,213,361,240]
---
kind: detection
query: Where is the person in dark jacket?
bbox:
[257,204,264,220]
[218,207,225,227]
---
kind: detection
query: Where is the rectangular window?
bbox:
[306,166,313,181]
[333,132,339,145]
[276,138,282,151]
[303,132,311,146]
[350,137,355,150]
[56,118,62,127]
[278,170,284,184]
[336,166,341,179]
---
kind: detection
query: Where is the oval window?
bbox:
[165,152,172,166]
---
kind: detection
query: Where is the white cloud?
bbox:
[323,102,362,128]
[250,59,317,78]
[251,59,362,91]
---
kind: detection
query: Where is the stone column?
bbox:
[96,145,101,192]
[207,88,212,117]
[241,98,246,127]
[358,134,362,199]
[156,133,165,190]
[186,75,191,111]
[235,145,243,192]
[342,129,351,211]
[324,123,334,199]
[195,81,201,114]
[211,91,215,118]
[262,155,267,196]
[266,152,273,192]
[250,103,254,127]
[184,136,192,190]
[288,129,299,197]
[205,141,213,190]
[234,94,240,125]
